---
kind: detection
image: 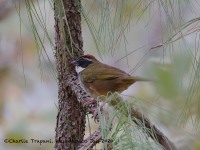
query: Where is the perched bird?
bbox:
[71,54,149,100]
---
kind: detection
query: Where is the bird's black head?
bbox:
[71,55,97,68]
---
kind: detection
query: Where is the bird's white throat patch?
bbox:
[75,66,85,73]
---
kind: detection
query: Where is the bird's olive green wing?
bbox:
[81,63,137,96]
[81,63,130,83]
[80,62,150,96]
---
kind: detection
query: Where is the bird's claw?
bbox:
[91,108,100,123]
[83,98,106,123]
[91,103,105,123]
[83,97,97,107]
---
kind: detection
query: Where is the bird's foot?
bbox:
[91,108,99,123]
[83,97,97,107]
[91,102,106,123]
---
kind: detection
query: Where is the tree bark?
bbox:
[54,0,86,149]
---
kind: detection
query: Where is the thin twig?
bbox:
[109,95,177,150]
[130,108,177,150]
[78,127,102,150]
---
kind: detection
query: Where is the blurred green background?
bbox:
[0,0,200,149]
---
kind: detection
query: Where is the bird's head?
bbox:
[71,54,97,68]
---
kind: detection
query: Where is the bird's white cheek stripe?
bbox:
[75,66,85,73]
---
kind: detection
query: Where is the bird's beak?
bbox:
[70,60,78,66]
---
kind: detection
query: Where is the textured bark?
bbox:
[54,0,86,149]
[78,127,102,150]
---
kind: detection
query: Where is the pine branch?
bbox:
[109,95,177,150]
[78,127,102,150]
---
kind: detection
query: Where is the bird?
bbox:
[71,54,150,120]
[71,54,149,105]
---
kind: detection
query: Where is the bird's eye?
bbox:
[78,58,92,68]
[79,60,84,64]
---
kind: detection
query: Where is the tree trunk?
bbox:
[54,0,86,149]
